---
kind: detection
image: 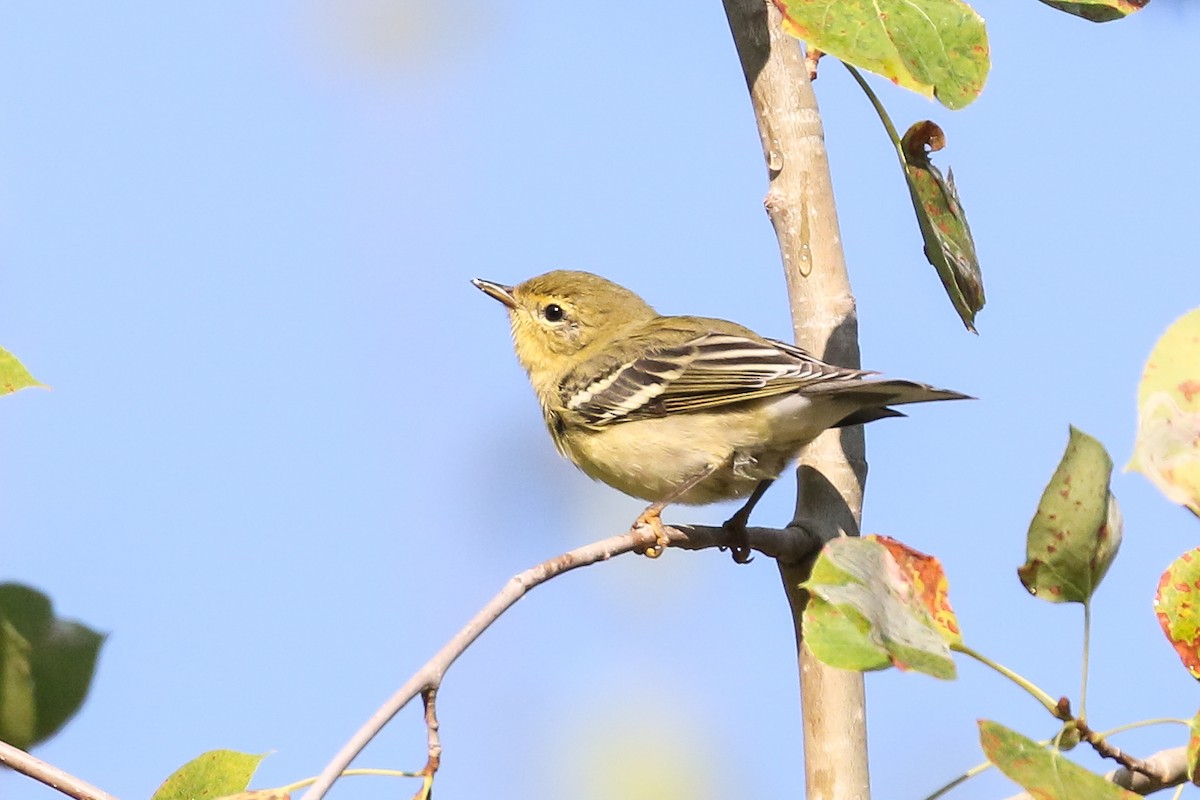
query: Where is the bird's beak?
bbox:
[472,278,518,309]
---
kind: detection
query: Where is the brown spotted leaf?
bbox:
[773,0,989,109]
[901,120,985,332]
[1037,0,1149,23]
[802,535,957,679]
[152,750,267,800]
[1019,427,1122,604]
[1128,306,1200,516]
[979,720,1140,798]
[0,347,46,397]
[1155,548,1200,681]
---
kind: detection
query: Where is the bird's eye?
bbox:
[543,303,564,322]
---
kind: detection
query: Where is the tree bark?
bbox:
[721,2,870,798]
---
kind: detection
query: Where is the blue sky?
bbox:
[3,3,1199,799]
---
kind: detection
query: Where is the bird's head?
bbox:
[473,270,656,379]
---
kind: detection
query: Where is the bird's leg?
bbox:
[634,460,726,558]
[722,479,774,564]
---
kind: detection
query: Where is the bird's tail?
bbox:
[809,379,972,428]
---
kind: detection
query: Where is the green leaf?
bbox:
[1128,306,1200,516]
[1155,548,1200,680]
[151,750,267,800]
[1036,0,1149,23]
[802,536,958,679]
[774,0,989,109]
[0,619,36,748]
[1019,427,1122,604]
[0,583,106,747]
[0,346,46,396]
[979,720,1140,798]
[901,121,985,332]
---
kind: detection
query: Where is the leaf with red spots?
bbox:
[151,750,267,800]
[1019,427,1122,604]
[1155,548,1200,681]
[1128,306,1200,517]
[901,120,984,332]
[979,720,1140,798]
[0,347,46,397]
[875,535,963,646]
[802,535,958,679]
[772,0,989,110]
[1036,0,1149,23]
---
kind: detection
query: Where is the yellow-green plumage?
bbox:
[474,270,968,508]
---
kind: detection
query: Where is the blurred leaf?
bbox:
[151,750,267,800]
[0,583,105,747]
[773,0,989,109]
[979,720,1139,798]
[0,346,46,396]
[1036,0,1149,22]
[1019,427,1122,603]
[563,714,717,800]
[0,619,36,748]
[802,535,957,679]
[1155,548,1200,680]
[1128,306,1200,516]
[1187,709,1200,781]
[901,121,985,332]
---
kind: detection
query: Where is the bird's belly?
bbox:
[559,409,799,505]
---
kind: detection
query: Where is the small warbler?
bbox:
[474,270,968,559]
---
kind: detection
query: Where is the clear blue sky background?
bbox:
[3,3,1199,799]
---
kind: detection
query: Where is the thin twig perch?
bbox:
[298,522,820,800]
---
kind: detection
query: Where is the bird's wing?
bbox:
[561,332,871,425]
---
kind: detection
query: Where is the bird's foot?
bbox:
[721,515,754,565]
[633,506,670,558]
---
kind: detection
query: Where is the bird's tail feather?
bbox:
[809,378,971,404]
[810,379,971,429]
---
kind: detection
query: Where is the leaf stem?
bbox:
[1080,600,1092,723]
[922,757,994,799]
[842,63,903,155]
[1096,718,1190,738]
[953,643,1059,714]
[279,768,420,794]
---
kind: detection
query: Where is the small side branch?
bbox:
[1048,698,1170,784]
[0,740,119,800]
[1103,746,1193,794]
[421,688,441,775]
[1076,719,1166,784]
[299,522,820,800]
[411,688,440,800]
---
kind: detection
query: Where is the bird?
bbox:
[473,270,968,561]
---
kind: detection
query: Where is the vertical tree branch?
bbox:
[722,2,870,798]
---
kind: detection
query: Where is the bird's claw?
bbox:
[633,508,670,558]
[721,518,754,564]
